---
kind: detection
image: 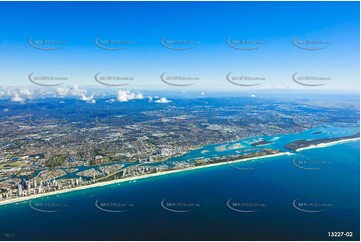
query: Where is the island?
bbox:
[250,139,272,147]
[285,133,360,151]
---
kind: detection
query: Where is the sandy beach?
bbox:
[0,151,293,206]
[295,137,360,151]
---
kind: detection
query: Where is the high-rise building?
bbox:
[18,183,22,196]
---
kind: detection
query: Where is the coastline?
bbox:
[1,137,359,207]
[0,152,293,206]
[295,137,360,151]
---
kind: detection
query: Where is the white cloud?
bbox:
[70,85,85,96]
[155,97,171,104]
[106,99,116,103]
[11,93,25,102]
[80,94,96,103]
[80,94,89,101]
[55,85,88,98]
[56,87,70,96]
[19,87,32,97]
[117,90,144,102]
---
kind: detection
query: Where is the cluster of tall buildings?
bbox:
[0,177,84,201]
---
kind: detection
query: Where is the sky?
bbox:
[0,1,359,93]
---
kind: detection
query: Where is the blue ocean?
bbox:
[0,135,359,240]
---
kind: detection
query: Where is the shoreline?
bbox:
[1,137,359,206]
[295,137,360,151]
[0,152,293,206]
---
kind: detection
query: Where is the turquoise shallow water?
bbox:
[163,125,359,164]
[0,130,359,240]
